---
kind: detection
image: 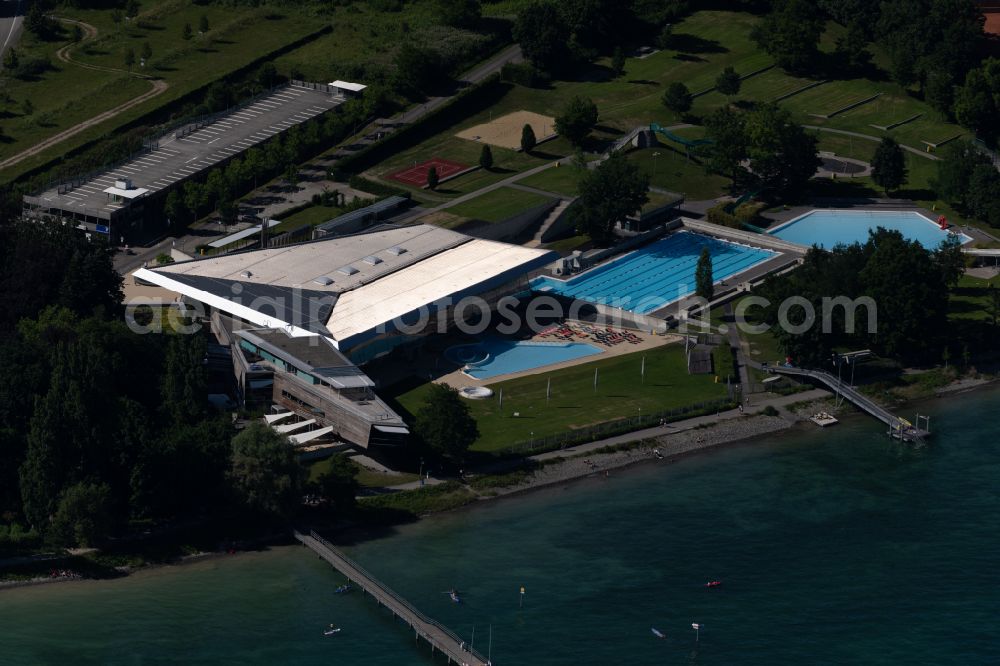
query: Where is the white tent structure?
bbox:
[289,426,335,446]
[274,418,316,434]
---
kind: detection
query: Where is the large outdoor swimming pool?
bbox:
[531,231,776,314]
[446,338,602,380]
[768,209,972,249]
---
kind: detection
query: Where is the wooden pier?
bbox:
[768,365,930,442]
[294,530,490,666]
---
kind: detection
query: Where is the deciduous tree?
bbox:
[715,66,741,99]
[695,246,714,300]
[751,0,824,74]
[513,0,569,73]
[871,137,907,195]
[520,123,537,153]
[611,47,626,78]
[554,96,598,147]
[49,482,113,547]
[479,144,493,170]
[574,153,649,244]
[414,384,479,462]
[661,82,692,116]
[228,424,303,519]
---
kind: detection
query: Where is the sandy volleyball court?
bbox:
[985,12,1000,36]
[456,111,557,150]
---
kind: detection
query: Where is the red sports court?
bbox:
[387,158,467,187]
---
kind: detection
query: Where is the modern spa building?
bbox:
[134,224,557,451]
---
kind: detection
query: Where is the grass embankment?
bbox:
[447,186,554,222]
[950,273,1000,323]
[627,143,732,200]
[2,3,318,180]
[517,163,583,197]
[390,343,727,452]
[307,456,419,489]
[364,10,969,216]
[359,481,475,516]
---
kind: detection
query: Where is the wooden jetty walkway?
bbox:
[768,365,930,442]
[294,530,490,666]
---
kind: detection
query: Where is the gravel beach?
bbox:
[481,414,795,499]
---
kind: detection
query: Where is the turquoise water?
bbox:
[3,390,1000,664]
[769,210,972,249]
[531,231,775,314]
[446,338,603,380]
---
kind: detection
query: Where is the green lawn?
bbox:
[0,25,148,163]
[357,9,964,207]
[543,234,593,254]
[949,273,1000,323]
[2,2,318,180]
[447,186,554,223]
[517,163,584,197]
[307,456,418,488]
[642,188,682,213]
[390,344,727,452]
[272,204,344,231]
[626,147,731,200]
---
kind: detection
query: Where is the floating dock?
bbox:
[768,366,929,442]
[810,412,839,427]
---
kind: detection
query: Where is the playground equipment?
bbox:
[649,123,714,150]
[609,123,715,156]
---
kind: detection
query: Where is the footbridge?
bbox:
[294,530,490,666]
[766,365,929,442]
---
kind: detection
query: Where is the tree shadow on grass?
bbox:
[627,79,660,86]
[669,33,728,55]
[673,53,707,63]
[894,187,935,201]
[806,179,880,199]
[564,63,617,83]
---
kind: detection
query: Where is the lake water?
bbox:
[3,390,999,665]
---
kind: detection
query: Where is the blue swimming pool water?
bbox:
[769,210,971,249]
[446,338,602,380]
[531,231,775,314]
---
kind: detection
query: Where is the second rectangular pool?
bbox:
[531,231,775,314]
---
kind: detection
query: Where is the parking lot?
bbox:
[29,84,344,220]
